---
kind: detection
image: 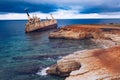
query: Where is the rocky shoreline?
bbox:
[49,24,120,40]
[47,24,120,80]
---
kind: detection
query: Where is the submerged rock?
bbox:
[14,62,40,74]
[12,53,70,60]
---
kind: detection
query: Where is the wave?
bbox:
[36,67,50,76]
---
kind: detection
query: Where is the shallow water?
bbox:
[0,19,120,80]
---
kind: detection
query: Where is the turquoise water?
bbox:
[0,19,120,80]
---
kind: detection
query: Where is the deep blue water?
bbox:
[0,19,120,80]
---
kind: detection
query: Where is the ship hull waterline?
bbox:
[25,24,57,33]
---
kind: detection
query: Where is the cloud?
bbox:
[1,0,120,14]
[0,0,58,13]
[0,9,120,20]
[0,0,120,19]
[24,0,120,13]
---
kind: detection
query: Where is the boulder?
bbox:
[57,60,81,74]
[47,64,57,75]
[47,60,81,77]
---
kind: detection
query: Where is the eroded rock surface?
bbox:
[47,24,120,80]
[49,25,120,41]
[47,46,120,80]
[65,46,120,80]
[47,60,81,77]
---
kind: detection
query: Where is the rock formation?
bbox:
[65,46,120,80]
[47,24,120,80]
[47,46,120,80]
[49,24,120,40]
[47,60,81,77]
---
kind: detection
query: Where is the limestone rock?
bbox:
[49,24,120,40]
[57,60,81,75]
[47,45,120,80]
[47,60,81,77]
[63,46,120,80]
[48,24,120,80]
[104,34,120,42]
[47,64,57,75]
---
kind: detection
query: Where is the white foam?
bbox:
[47,58,55,61]
[36,67,50,76]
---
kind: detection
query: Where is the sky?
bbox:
[0,0,120,20]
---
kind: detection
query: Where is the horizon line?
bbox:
[0,18,120,20]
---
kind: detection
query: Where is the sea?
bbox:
[0,19,120,80]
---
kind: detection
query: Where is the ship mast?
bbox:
[24,8,31,20]
[50,14,54,20]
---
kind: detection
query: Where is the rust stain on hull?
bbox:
[25,9,57,33]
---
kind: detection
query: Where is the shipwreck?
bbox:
[24,9,57,33]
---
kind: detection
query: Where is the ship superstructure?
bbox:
[24,9,57,33]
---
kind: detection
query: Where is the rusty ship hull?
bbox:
[25,23,57,33]
[24,9,57,33]
[25,18,57,33]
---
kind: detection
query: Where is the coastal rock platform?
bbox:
[65,46,120,80]
[47,24,120,80]
[47,46,120,80]
[49,24,120,41]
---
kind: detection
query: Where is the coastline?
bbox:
[47,24,120,80]
[1,19,120,80]
[65,46,120,80]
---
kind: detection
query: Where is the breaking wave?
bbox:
[36,67,50,76]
